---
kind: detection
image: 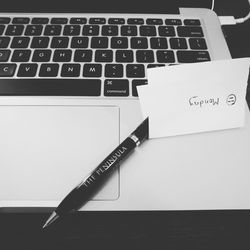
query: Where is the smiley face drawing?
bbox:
[227,94,237,105]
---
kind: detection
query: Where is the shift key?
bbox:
[0,64,16,76]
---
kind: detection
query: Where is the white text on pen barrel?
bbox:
[83,146,127,187]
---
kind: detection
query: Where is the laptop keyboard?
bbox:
[0,16,211,96]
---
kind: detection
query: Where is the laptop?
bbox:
[1,0,250,211]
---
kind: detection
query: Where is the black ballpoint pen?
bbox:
[43,117,149,228]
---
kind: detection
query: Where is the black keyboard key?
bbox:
[126,64,145,78]
[102,25,118,36]
[158,26,175,37]
[146,19,163,25]
[0,37,10,48]
[11,37,30,48]
[89,18,106,24]
[127,18,144,25]
[91,37,108,48]
[51,18,68,24]
[165,19,182,25]
[39,63,59,77]
[32,50,52,62]
[131,37,148,49]
[63,25,80,36]
[71,37,89,48]
[111,37,128,49]
[189,38,207,50]
[70,18,87,24]
[177,50,211,63]
[121,26,137,36]
[132,79,148,96]
[25,25,43,36]
[82,25,99,36]
[53,50,72,62]
[108,18,125,24]
[104,79,129,96]
[83,64,102,77]
[0,25,5,35]
[61,64,80,77]
[156,50,175,63]
[170,38,187,49]
[13,18,30,24]
[0,63,16,76]
[0,79,101,96]
[0,18,11,24]
[5,25,24,36]
[177,26,204,37]
[95,50,113,62]
[17,63,38,77]
[136,50,154,63]
[44,25,62,36]
[140,26,156,36]
[184,19,201,26]
[74,50,92,62]
[105,64,123,78]
[150,37,167,49]
[116,50,133,62]
[31,18,49,24]
[11,50,31,62]
[0,50,11,62]
[31,37,50,48]
[147,64,165,68]
[51,37,69,48]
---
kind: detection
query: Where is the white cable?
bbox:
[235,0,250,23]
[211,0,215,10]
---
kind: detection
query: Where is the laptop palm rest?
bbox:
[0,105,120,204]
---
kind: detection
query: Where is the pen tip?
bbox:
[42,211,59,229]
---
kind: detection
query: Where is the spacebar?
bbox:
[0,79,101,96]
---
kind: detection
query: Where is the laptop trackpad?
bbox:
[0,105,120,203]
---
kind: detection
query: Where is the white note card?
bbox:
[137,58,250,139]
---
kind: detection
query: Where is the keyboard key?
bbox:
[104,79,129,96]
[25,25,43,36]
[17,63,38,77]
[170,38,187,49]
[0,50,11,61]
[184,19,201,26]
[158,26,175,36]
[51,18,68,24]
[105,64,123,77]
[44,25,62,36]
[74,50,92,62]
[31,18,49,24]
[140,26,156,36]
[95,50,113,62]
[89,18,106,24]
[0,25,5,35]
[91,37,108,48]
[131,37,148,49]
[150,37,167,49]
[108,18,125,24]
[147,64,165,68]
[0,17,11,24]
[71,37,89,48]
[53,50,72,62]
[102,25,118,36]
[126,64,145,78]
[11,37,30,48]
[177,26,204,37]
[111,37,128,49]
[82,25,99,36]
[0,37,10,48]
[39,63,59,77]
[189,38,207,50]
[83,64,102,77]
[121,26,137,36]
[61,64,80,77]
[13,18,30,24]
[0,63,16,76]
[156,50,175,63]
[63,25,80,36]
[116,50,133,62]
[32,50,52,62]
[51,37,69,48]
[146,19,163,25]
[31,37,50,48]
[136,50,154,63]
[177,50,210,63]
[127,18,144,25]
[70,18,87,24]
[132,79,148,96]
[5,25,24,36]
[165,19,182,25]
[11,50,31,62]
